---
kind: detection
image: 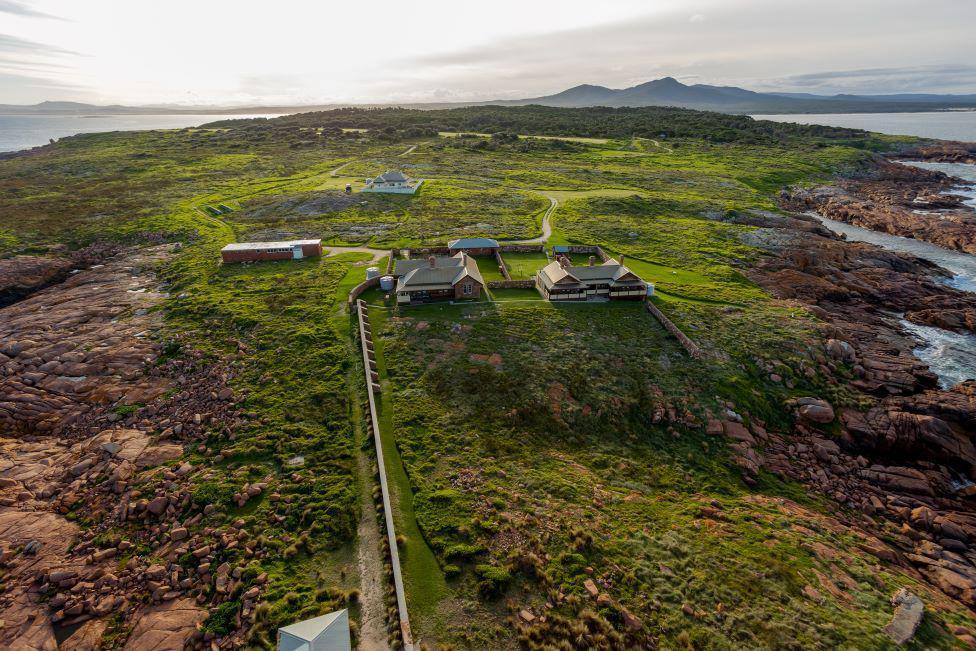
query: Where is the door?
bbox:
[292,246,303,260]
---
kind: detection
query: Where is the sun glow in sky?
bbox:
[1,0,974,105]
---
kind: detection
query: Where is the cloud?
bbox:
[0,33,77,56]
[392,0,975,101]
[770,64,976,95]
[0,32,83,103]
[0,0,63,20]
[0,71,85,100]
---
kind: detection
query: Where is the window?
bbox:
[462,282,473,295]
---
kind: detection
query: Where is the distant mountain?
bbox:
[484,77,976,114]
[4,78,976,116]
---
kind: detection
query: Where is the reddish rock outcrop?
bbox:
[781,157,976,254]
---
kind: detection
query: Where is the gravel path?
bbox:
[505,195,557,244]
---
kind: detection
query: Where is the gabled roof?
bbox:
[222,239,320,252]
[375,170,408,182]
[396,252,484,292]
[278,609,346,642]
[448,237,500,249]
[538,258,645,290]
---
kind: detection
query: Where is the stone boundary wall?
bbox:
[494,251,512,281]
[488,279,536,289]
[385,250,396,275]
[559,245,610,262]
[356,301,414,649]
[646,301,703,359]
[347,276,381,306]
[403,246,450,258]
[499,244,544,253]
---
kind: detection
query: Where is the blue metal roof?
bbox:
[552,245,571,252]
[448,237,499,249]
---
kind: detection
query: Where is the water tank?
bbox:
[379,275,395,291]
[366,267,379,280]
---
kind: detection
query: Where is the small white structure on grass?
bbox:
[277,609,351,651]
[362,170,424,194]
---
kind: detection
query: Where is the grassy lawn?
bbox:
[499,251,550,279]
[475,255,506,282]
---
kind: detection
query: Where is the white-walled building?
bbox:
[362,170,423,194]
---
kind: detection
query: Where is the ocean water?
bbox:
[0,114,281,153]
[754,111,976,141]
[901,160,976,210]
[808,161,976,389]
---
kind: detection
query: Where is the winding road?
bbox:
[505,195,557,244]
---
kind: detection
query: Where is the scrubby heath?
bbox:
[1,104,969,649]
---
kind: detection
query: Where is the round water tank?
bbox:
[366,266,380,280]
[379,275,395,291]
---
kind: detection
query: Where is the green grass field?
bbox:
[500,251,550,279]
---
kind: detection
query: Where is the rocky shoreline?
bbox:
[717,193,976,639]
[782,156,976,255]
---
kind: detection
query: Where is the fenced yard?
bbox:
[499,251,550,279]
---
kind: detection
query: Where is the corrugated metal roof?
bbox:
[376,170,408,182]
[396,252,484,292]
[222,240,320,252]
[448,237,500,249]
[278,609,346,641]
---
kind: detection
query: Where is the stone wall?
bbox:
[487,279,536,289]
[494,251,512,281]
[499,244,544,253]
[403,246,451,258]
[645,301,703,359]
[347,276,380,306]
[559,245,610,262]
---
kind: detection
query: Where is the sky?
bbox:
[1,0,974,106]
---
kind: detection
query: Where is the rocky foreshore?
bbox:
[721,206,976,638]
[0,246,270,649]
[781,156,976,255]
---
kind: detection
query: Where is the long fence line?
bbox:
[645,300,704,359]
[356,300,413,650]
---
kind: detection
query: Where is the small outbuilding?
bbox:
[221,240,322,264]
[362,170,423,194]
[277,609,351,651]
[447,237,500,256]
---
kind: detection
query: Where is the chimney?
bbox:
[558,255,570,268]
[428,256,436,268]
[619,254,625,267]
[588,255,595,266]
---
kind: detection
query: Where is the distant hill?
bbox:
[483,77,976,114]
[3,78,976,116]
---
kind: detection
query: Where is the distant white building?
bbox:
[277,610,351,651]
[362,170,423,194]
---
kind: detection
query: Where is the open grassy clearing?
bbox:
[376,300,969,649]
